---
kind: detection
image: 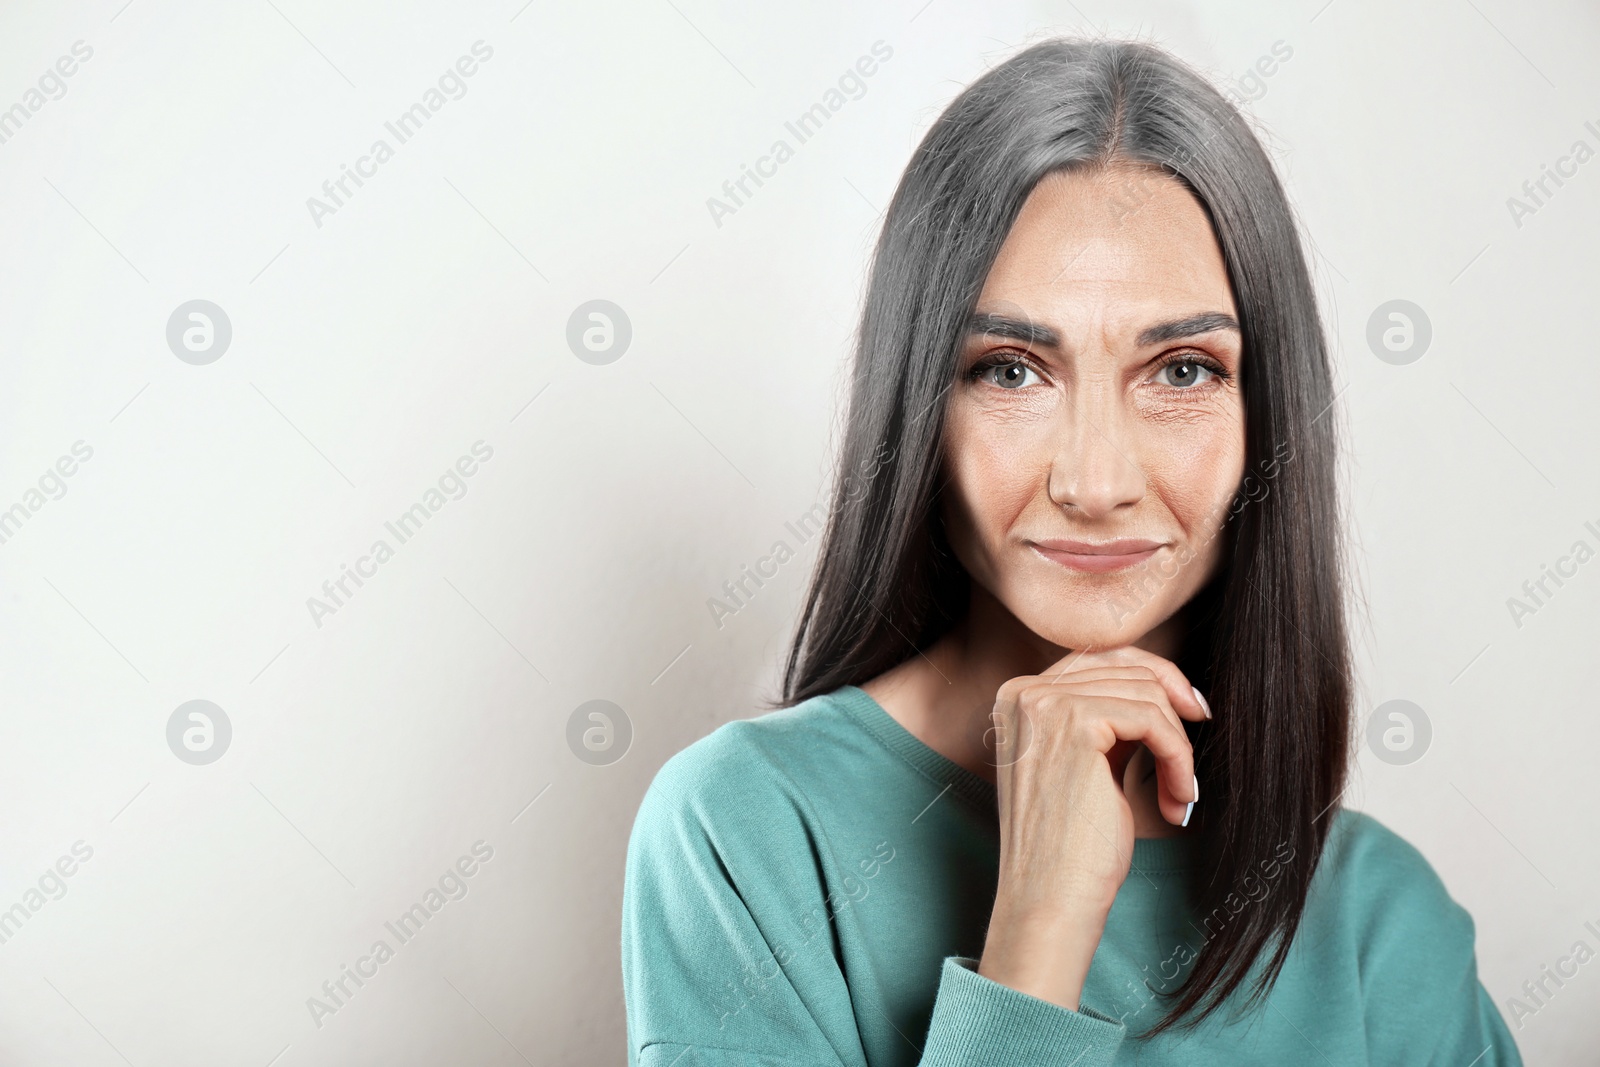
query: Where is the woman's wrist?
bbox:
[977,896,1112,1011]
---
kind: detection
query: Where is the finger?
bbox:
[1119,705,1198,826]
[1023,667,1194,733]
[1068,695,1198,825]
[1080,648,1209,723]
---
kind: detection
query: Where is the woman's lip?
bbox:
[1029,541,1164,573]
[1032,538,1165,554]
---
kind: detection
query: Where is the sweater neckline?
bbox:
[834,683,1199,874]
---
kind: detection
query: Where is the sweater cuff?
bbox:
[919,956,1126,1066]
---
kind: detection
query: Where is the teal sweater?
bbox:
[621,685,1522,1065]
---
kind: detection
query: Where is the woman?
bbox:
[622,37,1522,1064]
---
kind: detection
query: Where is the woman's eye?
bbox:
[978,360,1040,389]
[1155,358,1217,389]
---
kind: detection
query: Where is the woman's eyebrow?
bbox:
[1136,312,1239,346]
[965,311,1240,349]
[966,312,1060,347]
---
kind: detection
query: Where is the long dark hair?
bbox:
[779,38,1351,1033]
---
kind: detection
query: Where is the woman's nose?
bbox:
[1044,395,1146,518]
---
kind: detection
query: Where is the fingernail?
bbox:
[1192,686,1211,720]
[1182,773,1198,828]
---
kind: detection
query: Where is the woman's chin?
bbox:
[993,581,1173,653]
[1014,615,1154,656]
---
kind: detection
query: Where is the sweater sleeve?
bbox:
[621,733,1127,1067]
[919,956,1126,1065]
[1342,814,1523,1066]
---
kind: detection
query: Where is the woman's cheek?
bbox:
[1154,413,1245,525]
[942,416,1037,576]
[956,406,1031,487]
[1138,465,1237,559]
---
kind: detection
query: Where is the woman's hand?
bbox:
[976,646,1208,1011]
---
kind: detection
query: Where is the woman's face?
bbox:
[940,164,1247,652]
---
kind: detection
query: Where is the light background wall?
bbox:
[0,0,1595,1063]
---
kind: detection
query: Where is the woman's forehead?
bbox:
[978,167,1235,327]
